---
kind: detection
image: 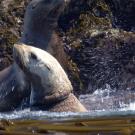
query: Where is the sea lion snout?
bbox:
[13,44,28,70]
[13,44,24,67]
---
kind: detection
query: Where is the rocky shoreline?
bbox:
[0,0,135,95]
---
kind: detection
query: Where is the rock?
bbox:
[0,0,30,70]
[59,0,135,94]
[65,28,135,93]
[105,0,135,31]
[0,0,135,95]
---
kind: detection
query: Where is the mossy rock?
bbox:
[0,0,30,70]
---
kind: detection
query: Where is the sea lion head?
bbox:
[13,43,73,109]
[21,0,70,48]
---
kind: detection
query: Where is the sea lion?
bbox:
[0,0,69,112]
[21,0,70,69]
[13,44,87,112]
[0,63,30,112]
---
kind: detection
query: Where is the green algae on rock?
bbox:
[0,0,135,95]
[0,0,30,70]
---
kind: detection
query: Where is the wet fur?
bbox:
[21,0,69,69]
[0,0,70,112]
[14,44,87,112]
[0,64,30,111]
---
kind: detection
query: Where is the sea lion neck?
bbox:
[29,71,72,108]
[31,94,70,111]
[21,0,67,50]
[30,84,71,111]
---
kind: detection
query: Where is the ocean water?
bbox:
[0,84,135,120]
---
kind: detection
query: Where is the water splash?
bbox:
[0,83,135,120]
[79,84,135,111]
[0,109,135,120]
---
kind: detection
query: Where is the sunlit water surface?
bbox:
[1,84,135,120]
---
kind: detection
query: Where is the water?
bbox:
[0,109,135,135]
[0,84,135,120]
[80,84,135,111]
[0,109,135,120]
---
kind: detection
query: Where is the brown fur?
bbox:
[21,0,68,70]
[0,63,30,111]
[14,44,87,112]
[48,93,87,112]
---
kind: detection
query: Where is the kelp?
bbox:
[0,115,135,135]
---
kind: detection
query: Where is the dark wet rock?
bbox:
[59,0,112,32]
[105,0,135,31]
[59,0,135,94]
[0,0,30,70]
[65,29,135,94]
[59,0,114,95]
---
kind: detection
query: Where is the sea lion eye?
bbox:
[45,64,51,71]
[31,53,37,60]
